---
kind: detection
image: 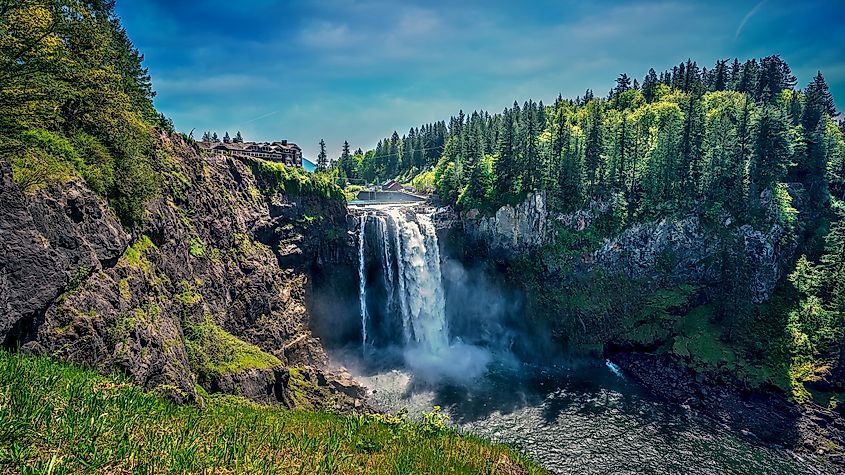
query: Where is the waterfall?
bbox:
[358,214,369,349]
[358,208,449,354]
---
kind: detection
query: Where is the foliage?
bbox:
[245,157,345,201]
[183,316,282,381]
[411,169,436,194]
[121,235,156,272]
[0,0,169,226]
[188,237,206,258]
[0,350,546,474]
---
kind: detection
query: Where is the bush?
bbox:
[245,157,345,201]
[72,132,115,196]
[411,170,435,194]
[7,130,78,192]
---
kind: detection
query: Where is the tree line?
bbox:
[335,56,843,221]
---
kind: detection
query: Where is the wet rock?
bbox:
[613,352,845,469]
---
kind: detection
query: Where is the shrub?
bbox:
[7,130,78,192]
[245,157,345,201]
[72,132,115,196]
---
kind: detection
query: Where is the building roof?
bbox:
[213,142,247,151]
[208,141,301,154]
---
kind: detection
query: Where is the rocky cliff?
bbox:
[1,133,362,408]
[462,191,794,304]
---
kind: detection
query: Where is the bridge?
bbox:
[349,190,428,205]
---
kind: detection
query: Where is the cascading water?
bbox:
[358,214,369,349]
[357,208,449,354]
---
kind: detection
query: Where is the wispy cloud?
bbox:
[155,74,273,94]
[736,0,769,39]
[244,110,280,124]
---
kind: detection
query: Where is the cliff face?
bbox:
[1,133,361,407]
[463,193,549,259]
[461,191,793,304]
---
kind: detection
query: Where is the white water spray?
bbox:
[357,207,490,382]
[358,214,368,349]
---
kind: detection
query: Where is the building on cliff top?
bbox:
[200,139,302,168]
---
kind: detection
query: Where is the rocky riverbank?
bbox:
[612,351,845,470]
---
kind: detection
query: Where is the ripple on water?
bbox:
[353,362,832,475]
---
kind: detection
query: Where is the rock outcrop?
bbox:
[463,192,548,258]
[1,133,363,408]
[595,216,790,303]
[0,161,129,344]
[459,191,794,304]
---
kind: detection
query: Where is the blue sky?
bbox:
[116,0,845,160]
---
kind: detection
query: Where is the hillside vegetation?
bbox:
[0,350,545,474]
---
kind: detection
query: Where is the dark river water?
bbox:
[346,357,832,475]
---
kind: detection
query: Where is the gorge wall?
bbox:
[462,191,792,305]
[0,133,362,408]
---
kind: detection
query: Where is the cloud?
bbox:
[736,0,769,39]
[299,22,355,49]
[155,74,274,94]
[244,110,280,124]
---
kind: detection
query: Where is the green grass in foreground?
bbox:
[0,350,546,474]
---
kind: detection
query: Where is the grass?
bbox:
[183,318,282,382]
[0,350,547,474]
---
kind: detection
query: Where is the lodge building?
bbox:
[201,139,303,167]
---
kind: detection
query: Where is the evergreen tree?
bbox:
[642,68,659,102]
[750,105,791,196]
[494,106,519,201]
[317,139,328,172]
[234,131,243,143]
[614,73,632,98]
[584,101,603,196]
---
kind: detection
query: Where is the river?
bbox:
[346,358,830,474]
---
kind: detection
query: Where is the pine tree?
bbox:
[712,59,729,91]
[584,101,603,196]
[223,132,231,144]
[234,131,243,143]
[614,73,632,98]
[750,105,791,196]
[494,106,519,200]
[212,132,219,142]
[317,139,328,172]
[642,68,659,102]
